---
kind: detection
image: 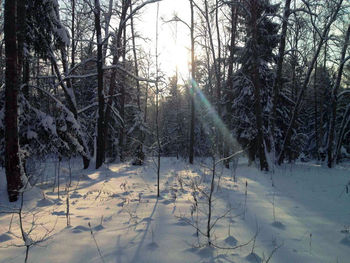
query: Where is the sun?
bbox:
[172,45,190,76]
[161,41,190,79]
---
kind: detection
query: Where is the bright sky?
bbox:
[137,0,192,80]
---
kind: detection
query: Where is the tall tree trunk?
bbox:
[271,0,291,160]
[327,23,350,168]
[203,0,222,155]
[251,0,268,171]
[102,0,114,64]
[314,61,320,160]
[95,0,105,169]
[319,40,328,157]
[224,0,238,168]
[71,0,76,69]
[103,0,130,163]
[189,0,195,164]
[5,0,23,202]
[214,0,222,118]
[130,2,145,164]
[118,27,127,162]
[17,0,26,78]
[155,2,161,197]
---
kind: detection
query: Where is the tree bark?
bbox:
[189,0,195,164]
[5,0,23,202]
[71,0,76,69]
[130,2,145,164]
[103,0,130,163]
[95,0,105,169]
[271,0,291,159]
[251,0,268,171]
[224,0,238,168]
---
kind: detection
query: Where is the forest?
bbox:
[0,0,350,262]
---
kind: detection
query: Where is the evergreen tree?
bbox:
[162,76,187,157]
[231,0,279,170]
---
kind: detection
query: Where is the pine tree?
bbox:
[231,0,279,170]
[162,76,187,157]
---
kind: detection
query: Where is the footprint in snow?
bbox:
[197,246,214,258]
[94,225,104,231]
[174,219,188,226]
[141,217,154,223]
[224,235,238,246]
[70,192,82,198]
[246,252,262,263]
[52,211,66,216]
[147,242,159,250]
[162,199,174,205]
[37,198,54,207]
[117,202,125,207]
[0,233,12,243]
[340,236,350,247]
[271,221,286,230]
[72,225,90,233]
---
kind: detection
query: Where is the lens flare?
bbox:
[189,78,241,155]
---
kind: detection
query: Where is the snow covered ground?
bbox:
[0,157,349,263]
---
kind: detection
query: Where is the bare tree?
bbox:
[327,23,350,167]
[189,0,196,164]
[278,0,344,165]
[155,2,161,197]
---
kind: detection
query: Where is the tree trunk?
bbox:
[155,2,161,197]
[251,0,268,171]
[71,0,76,69]
[271,0,291,160]
[103,0,130,163]
[327,23,350,168]
[130,2,145,164]
[189,0,195,164]
[5,0,23,202]
[224,1,238,168]
[95,0,105,169]
[118,23,127,162]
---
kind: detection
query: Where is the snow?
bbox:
[0,158,349,262]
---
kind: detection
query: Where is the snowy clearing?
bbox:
[0,158,349,263]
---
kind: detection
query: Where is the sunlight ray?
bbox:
[189,79,242,156]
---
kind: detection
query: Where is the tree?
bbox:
[189,0,196,164]
[95,0,105,169]
[4,0,23,202]
[223,0,239,168]
[232,0,279,171]
[271,0,291,161]
[327,23,350,167]
[278,0,344,165]
[162,76,187,157]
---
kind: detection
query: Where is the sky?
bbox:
[136,0,192,81]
